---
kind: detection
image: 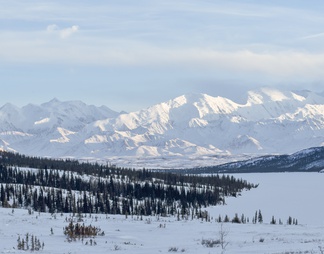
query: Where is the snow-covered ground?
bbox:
[1,173,324,253]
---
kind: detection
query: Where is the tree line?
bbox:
[0,151,256,216]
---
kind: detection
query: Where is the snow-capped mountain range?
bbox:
[0,87,324,168]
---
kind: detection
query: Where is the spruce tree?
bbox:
[270,216,276,224]
[258,210,263,223]
[232,213,241,224]
[253,210,257,224]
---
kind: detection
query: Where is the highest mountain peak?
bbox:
[167,93,239,112]
[170,93,236,104]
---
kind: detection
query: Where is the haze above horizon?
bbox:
[1,0,324,112]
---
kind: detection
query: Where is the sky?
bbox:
[1,0,324,112]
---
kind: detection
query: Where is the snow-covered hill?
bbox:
[1,88,324,168]
[185,146,324,174]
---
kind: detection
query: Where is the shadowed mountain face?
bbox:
[0,88,323,168]
[183,146,324,173]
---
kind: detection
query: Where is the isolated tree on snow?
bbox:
[270,216,276,224]
[258,210,263,223]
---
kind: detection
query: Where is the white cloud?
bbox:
[46,24,59,32]
[1,30,324,82]
[1,1,324,84]
[60,25,79,39]
[46,24,79,39]
[301,32,324,40]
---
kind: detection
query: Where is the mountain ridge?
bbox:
[182,146,324,173]
[0,87,323,168]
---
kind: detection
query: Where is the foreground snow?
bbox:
[1,210,323,254]
[1,173,324,253]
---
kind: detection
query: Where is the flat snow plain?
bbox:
[1,173,324,253]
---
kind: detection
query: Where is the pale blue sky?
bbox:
[1,0,324,111]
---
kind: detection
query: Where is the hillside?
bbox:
[0,151,255,216]
[180,146,324,174]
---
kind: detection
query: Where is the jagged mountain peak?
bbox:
[149,93,239,120]
[0,102,20,112]
[0,99,120,133]
[0,103,23,124]
[0,88,323,168]
[246,87,324,106]
[246,87,296,105]
[170,93,213,104]
[41,98,61,107]
[169,93,238,106]
[291,89,312,98]
[49,97,61,103]
[41,98,94,111]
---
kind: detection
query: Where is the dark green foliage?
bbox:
[287,216,298,225]
[223,215,230,223]
[0,151,255,216]
[231,213,241,224]
[252,211,257,224]
[17,233,44,251]
[240,214,246,224]
[270,216,276,225]
[258,210,263,224]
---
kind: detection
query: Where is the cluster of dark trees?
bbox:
[0,151,256,216]
[64,221,103,240]
[17,233,44,251]
[217,211,298,226]
[216,210,263,224]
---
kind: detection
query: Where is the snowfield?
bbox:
[1,172,324,253]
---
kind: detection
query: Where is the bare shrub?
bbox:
[201,238,221,248]
[168,246,179,252]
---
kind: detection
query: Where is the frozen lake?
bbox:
[209,172,324,226]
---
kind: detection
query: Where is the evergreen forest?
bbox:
[0,151,256,217]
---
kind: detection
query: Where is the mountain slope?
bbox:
[0,88,324,168]
[185,146,324,173]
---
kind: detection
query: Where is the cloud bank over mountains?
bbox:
[2,1,324,112]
